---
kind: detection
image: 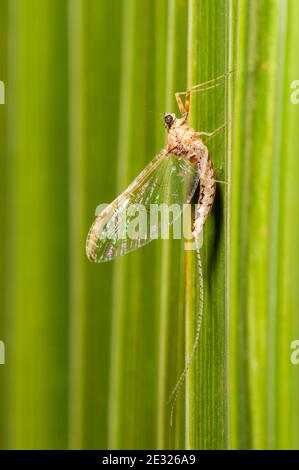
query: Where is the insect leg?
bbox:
[176,70,234,98]
[175,89,190,118]
[175,71,232,116]
[189,70,234,92]
[195,123,226,139]
[196,123,232,184]
[175,92,186,115]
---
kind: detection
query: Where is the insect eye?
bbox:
[165,114,173,126]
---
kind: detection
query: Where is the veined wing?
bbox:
[86,150,199,262]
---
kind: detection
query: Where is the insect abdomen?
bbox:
[192,151,216,238]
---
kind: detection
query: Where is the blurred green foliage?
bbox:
[0,0,299,451]
[230,0,299,449]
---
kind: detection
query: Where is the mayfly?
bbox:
[86,73,228,423]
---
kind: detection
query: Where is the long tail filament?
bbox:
[168,240,204,426]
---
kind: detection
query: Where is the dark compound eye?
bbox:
[164,114,173,126]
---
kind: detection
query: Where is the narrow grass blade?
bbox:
[157,0,189,450]
[229,0,299,450]
[68,0,123,449]
[6,0,69,449]
[0,0,8,449]
[271,0,299,450]
[185,0,232,450]
[108,0,162,449]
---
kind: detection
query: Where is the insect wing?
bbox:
[86,150,199,262]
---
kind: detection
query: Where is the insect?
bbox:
[86,73,228,423]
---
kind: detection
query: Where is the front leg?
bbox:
[175,89,190,118]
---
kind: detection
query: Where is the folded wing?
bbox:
[86,150,199,262]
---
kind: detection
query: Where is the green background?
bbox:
[0,0,299,450]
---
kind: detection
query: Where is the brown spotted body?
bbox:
[163,87,221,424]
[164,112,216,239]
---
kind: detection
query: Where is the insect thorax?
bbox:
[167,123,203,159]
